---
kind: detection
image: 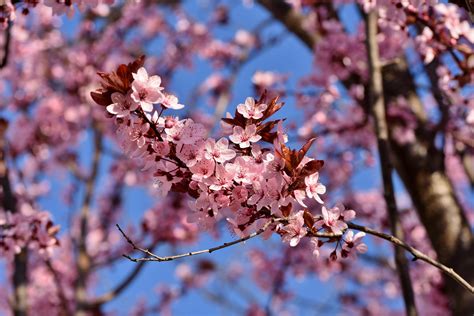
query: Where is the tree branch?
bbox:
[0,118,28,316]
[116,220,278,262]
[257,0,318,50]
[0,20,12,69]
[117,218,349,263]
[117,214,474,296]
[365,10,418,315]
[348,222,474,294]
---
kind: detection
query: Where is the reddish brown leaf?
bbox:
[303,210,315,228]
[260,131,278,143]
[280,143,294,174]
[299,159,324,177]
[280,203,292,217]
[90,90,112,106]
[298,138,316,162]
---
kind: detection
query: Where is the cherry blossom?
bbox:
[316,206,349,234]
[229,124,262,148]
[342,230,368,258]
[237,97,268,120]
[162,93,185,110]
[304,172,326,204]
[106,92,139,117]
[204,138,236,163]
[131,67,164,112]
[281,211,306,247]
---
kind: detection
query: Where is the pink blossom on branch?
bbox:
[91,57,364,264]
[237,97,268,120]
[341,230,368,258]
[131,67,164,112]
[229,124,262,148]
[304,172,326,204]
[106,92,139,117]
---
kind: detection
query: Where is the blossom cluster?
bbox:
[0,0,120,28]
[91,57,367,259]
[0,210,59,257]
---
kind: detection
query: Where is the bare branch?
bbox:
[116,208,474,296]
[348,222,474,294]
[117,220,277,262]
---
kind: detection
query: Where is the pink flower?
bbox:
[128,119,150,148]
[225,156,255,184]
[237,97,267,120]
[131,67,164,112]
[165,119,206,145]
[207,164,234,191]
[162,93,184,110]
[232,186,248,203]
[342,230,368,257]
[229,124,261,148]
[152,140,170,157]
[106,92,139,117]
[176,142,204,167]
[305,172,326,204]
[281,211,306,247]
[220,112,234,135]
[315,206,348,234]
[204,138,236,163]
[190,158,216,181]
[276,121,288,144]
[252,71,285,88]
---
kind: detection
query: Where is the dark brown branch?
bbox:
[257,0,318,50]
[0,20,12,69]
[365,10,418,316]
[0,118,28,316]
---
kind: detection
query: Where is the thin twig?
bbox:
[348,222,474,294]
[117,219,278,262]
[117,218,346,263]
[116,213,474,295]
